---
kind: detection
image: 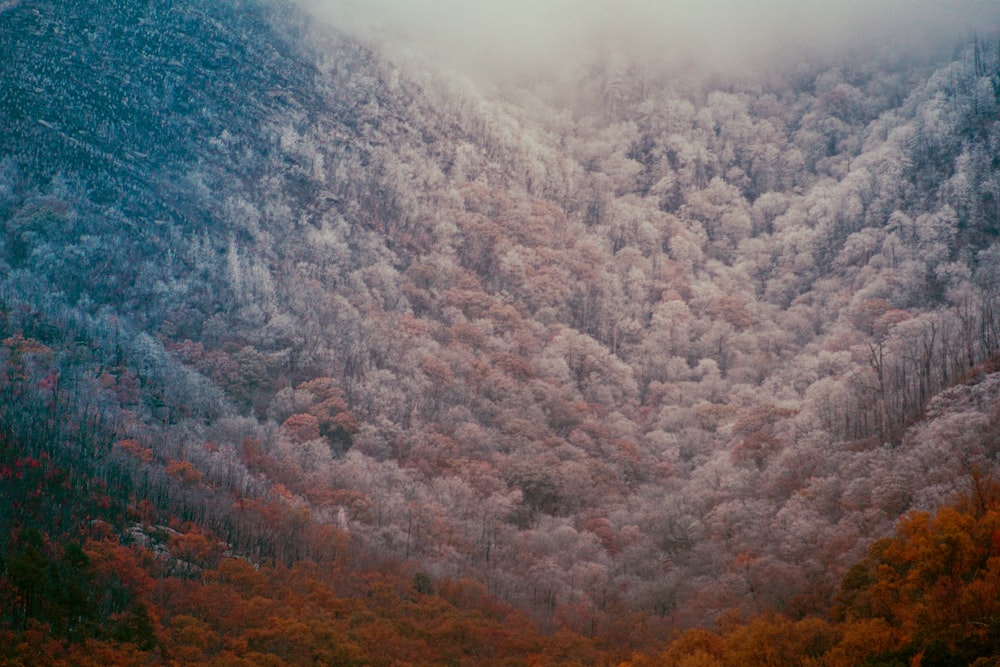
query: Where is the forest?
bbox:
[4,0,1000,663]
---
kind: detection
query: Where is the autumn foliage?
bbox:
[0,425,606,666]
[8,0,1000,663]
[8,403,1000,667]
[623,474,1000,666]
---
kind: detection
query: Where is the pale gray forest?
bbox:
[4,0,1000,640]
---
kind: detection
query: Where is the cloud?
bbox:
[298,0,1000,79]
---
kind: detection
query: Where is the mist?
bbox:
[299,0,1000,81]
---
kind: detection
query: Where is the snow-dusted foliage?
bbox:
[4,0,1000,635]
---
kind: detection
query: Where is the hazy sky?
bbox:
[301,0,1000,79]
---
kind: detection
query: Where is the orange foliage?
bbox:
[20,441,1000,667]
[168,528,223,568]
[114,439,153,464]
[709,295,753,331]
[165,459,204,486]
[620,475,1000,666]
[835,479,1000,660]
[281,412,320,443]
[1,333,54,361]
[83,536,156,598]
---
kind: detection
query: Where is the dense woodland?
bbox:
[5,0,1000,663]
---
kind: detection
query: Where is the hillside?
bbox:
[4,0,1000,660]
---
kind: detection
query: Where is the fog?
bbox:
[300,0,1000,80]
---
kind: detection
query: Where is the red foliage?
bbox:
[281,412,320,443]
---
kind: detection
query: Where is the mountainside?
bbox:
[5,0,1000,660]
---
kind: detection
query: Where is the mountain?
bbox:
[4,0,1000,662]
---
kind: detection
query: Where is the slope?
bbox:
[4,0,1000,642]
